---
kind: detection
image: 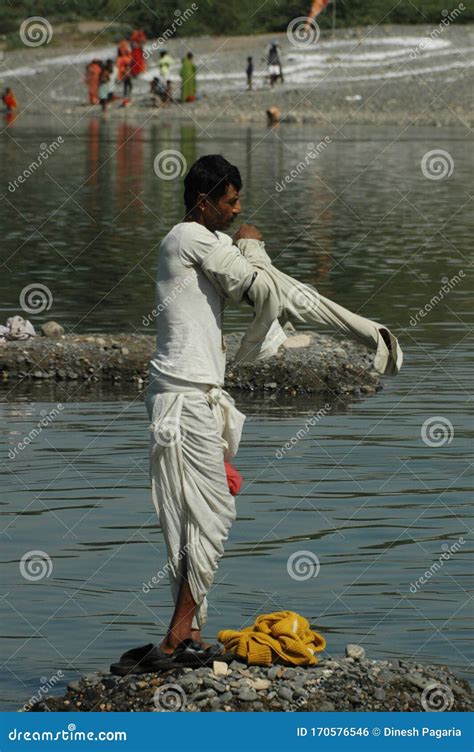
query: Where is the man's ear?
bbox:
[197,192,208,212]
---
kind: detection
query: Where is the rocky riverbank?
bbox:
[0,327,382,399]
[23,645,473,713]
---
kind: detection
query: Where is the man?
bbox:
[265,40,283,87]
[145,155,402,666]
[145,155,272,663]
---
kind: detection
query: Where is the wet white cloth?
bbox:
[0,315,36,343]
[146,374,245,630]
[218,238,403,375]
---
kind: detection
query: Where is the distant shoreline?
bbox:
[1,24,473,130]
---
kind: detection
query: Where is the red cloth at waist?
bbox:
[224,461,243,496]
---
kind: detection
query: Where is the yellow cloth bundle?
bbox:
[217,611,326,666]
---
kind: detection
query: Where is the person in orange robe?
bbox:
[117,39,131,57]
[130,29,147,77]
[85,59,101,105]
[2,88,17,112]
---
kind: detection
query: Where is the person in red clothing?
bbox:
[2,88,17,112]
[130,29,147,77]
[85,60,101,105]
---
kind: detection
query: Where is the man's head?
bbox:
[184,155,242,232]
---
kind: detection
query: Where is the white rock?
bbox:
[212,661,229,678]
[345,644,366,661]
[283,334,313,349]
[250,678,271,691]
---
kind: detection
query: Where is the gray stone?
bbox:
[267,667,278,680]
[67,681,81,693]
[179,675,200,692]
[212,681,227,693]
[318,701,335,711]
[41,321,65,338]
[209,697,221,710]
[220,692,233,703]
[278,687,294,702]
[238,689,258,702]
[374,688,386,701]
[345,644,366,661]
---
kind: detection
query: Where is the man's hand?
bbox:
[233,223,263,242]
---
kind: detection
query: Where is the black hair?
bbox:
[184,155,242,213]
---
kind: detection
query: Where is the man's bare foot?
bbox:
[158,632,212,654]
[191,629,211,649]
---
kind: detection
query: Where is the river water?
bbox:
[0,118,472,710]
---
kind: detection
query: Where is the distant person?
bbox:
[117,49,133,100]
[158,50,174,79]
[265,40,283,88]
[121,58,133,100]
[180,52,197,103]
[246,56,254,91]
[99,59,116,112]
[164,80,174,105]
[85,59,101,105]
[117,39,131,57]
[2,87,17,112]
[150,76,166,107]
[130,29,147,77]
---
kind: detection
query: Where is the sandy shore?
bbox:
[2,25,473,129]
[23,645,473,713]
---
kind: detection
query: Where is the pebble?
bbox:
[238,689,258,702]
[41,321,65,338]
[345,644,366,661]
[23,648,474,714]
[278,687,294,702]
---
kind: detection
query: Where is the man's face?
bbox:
[200,184,241,232]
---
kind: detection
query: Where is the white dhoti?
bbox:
[145,377,245,630]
